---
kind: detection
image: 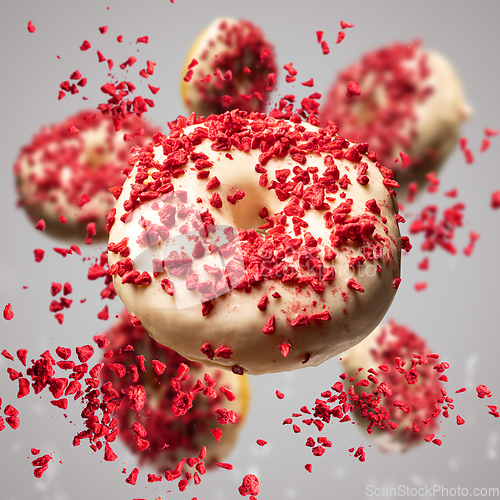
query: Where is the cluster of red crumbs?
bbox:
[56,26,158,132]
[86,249,117,305]
[273,320,497,466]
[0,311,242,493]
[182,18,277,117]
[48,281,73,325]
[459,127,498,165]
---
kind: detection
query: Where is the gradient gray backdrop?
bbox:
[1,1,499,499]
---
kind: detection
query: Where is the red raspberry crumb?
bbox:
[238,474,259,497]
[476,385,491,399]
[97,305,109,320]
[3,303,14,320]
[210,428,223,442]
[216,462,233,470]
[75,345,94,363]
[347,278,364,293]
[257,439,267,446]
[261,313,276,335]
[220,386,236,402]
[34,249,45,262]
[35,219,45,231]
[414,282,427,292]
[27,21,36,33]
[346,81,361,98]
[80,40,91,51]
[491,191,500,209]
[336,31,345,44]
[276,390,285,400]
[126,468,139,485]
[279,343,291,357]
[305,463,313,473]
[340,20,355,28]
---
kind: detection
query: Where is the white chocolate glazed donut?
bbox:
[320,41,471,180]
[341,320,444,452]
[181,18,277,117]
[100,310,249,472]
[108,110,403,375]
[14,110,159,239]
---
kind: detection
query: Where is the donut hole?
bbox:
[83,143,112,170]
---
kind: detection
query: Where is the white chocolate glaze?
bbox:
[108,113,402,375]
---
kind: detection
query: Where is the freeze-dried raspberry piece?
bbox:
[76,345,94,363]
[279,343,291,357]
[491,191,500,209]
[34,249,45,262]
[346,81,361,98]
[108,363,127,378]
[27,21,36,33]
[216,462,233,470]
[238,474,259,496]
[262,315,275,334]
[16,349,27,366]
[256,439,267,446]
[152,359,166,375]
[340,20,355,28]
[126,468,139,485]
[3,303,14,320]
[128,385,146,412]
[135,435,150,451]
[104,443,118,461]
[210,428,223,442]
[347,279,364,293]
[220,386,236,401]
[97,305,109,320]
[476,385,491,399]
[17,378,30,398]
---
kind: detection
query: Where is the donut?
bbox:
[180,18,277,117]
[14,110,159,239]
[341,320,444,452]
[320,40,471,188]
[107,110,403,375]
[100,310,249,473]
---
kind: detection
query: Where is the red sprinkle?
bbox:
[3,303,14,320]
[476,385,491,399]
[238,474,259,497]
[346,81,361,98]
[80,40,91,51]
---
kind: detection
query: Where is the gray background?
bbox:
[1,1,499,499]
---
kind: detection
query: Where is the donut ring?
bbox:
[108,110,403,375]
[14,110,159,239]
[100,310,249,472]
[181,18,277,117]
[320,40,470,187]
[341,320,444,452]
